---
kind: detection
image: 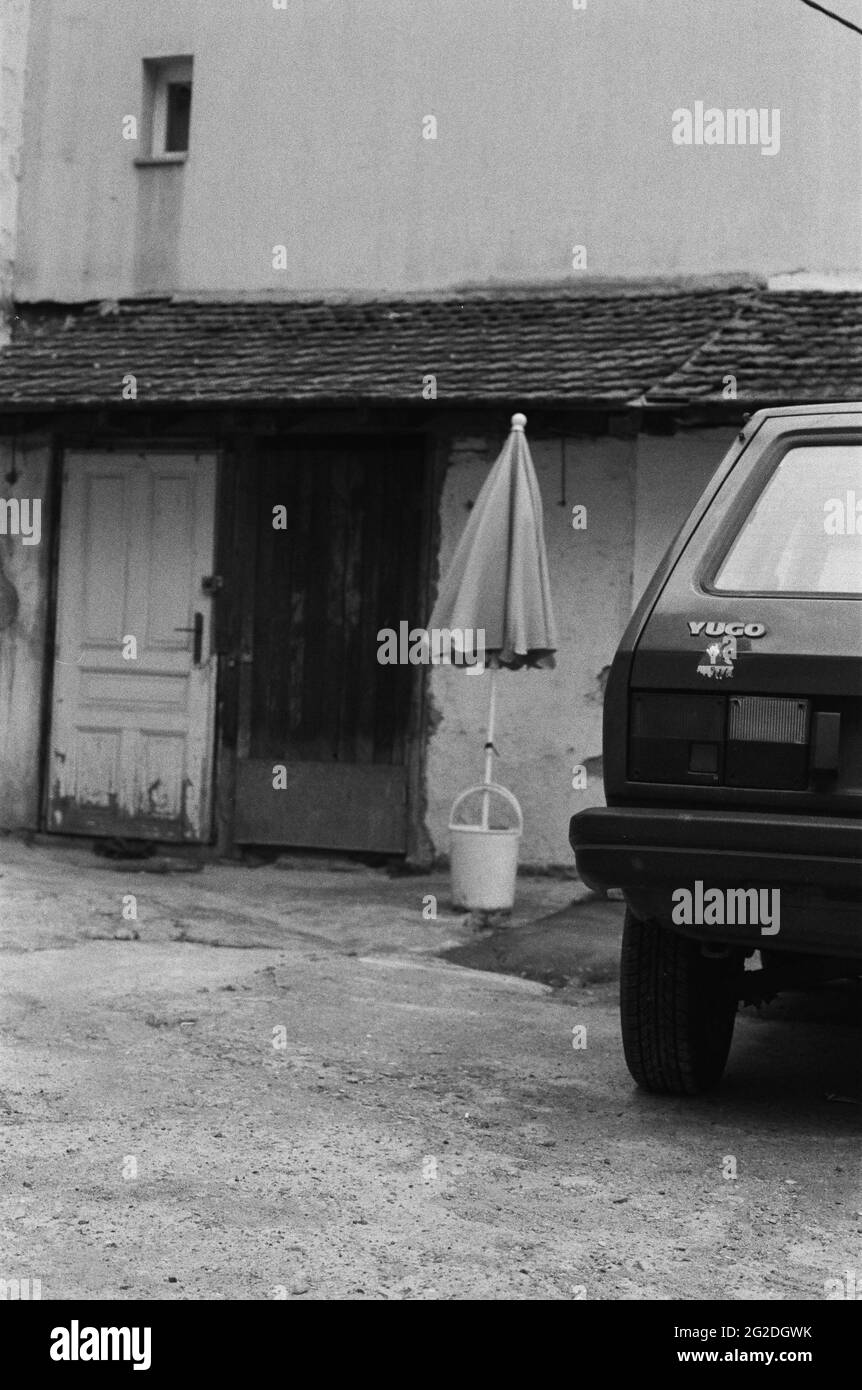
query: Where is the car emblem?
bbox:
[696,635,736,680]
[687,620,766,638]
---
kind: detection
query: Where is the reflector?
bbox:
[728,697,809,745]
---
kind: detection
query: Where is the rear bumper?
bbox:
[570,806,862,957]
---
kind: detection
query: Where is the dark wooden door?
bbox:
[234,436,426,851]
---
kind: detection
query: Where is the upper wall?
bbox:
[15,0,862,301]
[0,0,31,333]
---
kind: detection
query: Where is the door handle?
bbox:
[174,611,204,665]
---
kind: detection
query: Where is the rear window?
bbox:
[713,442,862,595]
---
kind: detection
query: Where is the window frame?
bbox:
[700,431,862,601]
[140,55,193,162]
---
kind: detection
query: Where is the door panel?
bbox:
[234,761,408,851]
[47,451,217,841]
[234,437,425,852]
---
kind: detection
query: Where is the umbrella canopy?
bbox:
[428,414,558,669]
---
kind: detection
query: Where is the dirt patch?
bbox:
[441,898,625,987]
[93,857,204,875]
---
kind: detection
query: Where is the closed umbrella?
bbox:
[428,413,558,906]
[430,413,557,668]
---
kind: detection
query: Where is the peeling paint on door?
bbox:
[48,452,217,841]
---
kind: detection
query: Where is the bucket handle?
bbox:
[448,782,524,834]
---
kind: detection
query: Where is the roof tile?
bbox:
[0,286,858,409]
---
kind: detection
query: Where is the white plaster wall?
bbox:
[0,0,31,336]
[425,433,636,867]
[0,438,52,829]
[15,0,862,300]
[425,426,742,866]
[633,429,737,603]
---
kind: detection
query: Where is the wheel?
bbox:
[619,908,740,1095]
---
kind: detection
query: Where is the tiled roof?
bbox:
[0,286,859,410]
[644,290,862,405]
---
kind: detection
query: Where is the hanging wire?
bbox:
[799,0,862,38]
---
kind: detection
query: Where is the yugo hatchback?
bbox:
[570,405,862,1094]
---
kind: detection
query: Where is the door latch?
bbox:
[174,612,204,665]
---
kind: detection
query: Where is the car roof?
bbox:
[746,402,862,424]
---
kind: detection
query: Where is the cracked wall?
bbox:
[425,433,636,868]
[425,429,735,868]
[0,436,51,829]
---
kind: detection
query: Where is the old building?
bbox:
[0,1,860,865]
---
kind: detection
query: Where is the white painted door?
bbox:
[48,451,217,841]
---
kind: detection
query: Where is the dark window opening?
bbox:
[165,82,192,153]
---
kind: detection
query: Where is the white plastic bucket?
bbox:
[448,783,524,912]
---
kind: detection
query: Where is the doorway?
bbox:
[47,450,218,841]
[234,436,427,853]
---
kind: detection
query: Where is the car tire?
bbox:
[620,909,740,1095]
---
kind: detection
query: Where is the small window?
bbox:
[144,57,193,158]
[713,443,862,596]
[164,80,192,153]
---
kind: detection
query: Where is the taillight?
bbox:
[629,692,725,784]
[726,696,810,790]
[629,692,812,790]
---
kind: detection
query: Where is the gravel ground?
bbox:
[1,838,859,1300]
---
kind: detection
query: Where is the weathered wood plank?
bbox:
[234,759,407,852]
[239,434,426,851]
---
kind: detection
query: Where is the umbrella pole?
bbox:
[481,670,498,829]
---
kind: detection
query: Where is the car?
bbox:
[569,404,862,1095]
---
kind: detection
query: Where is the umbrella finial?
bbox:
[511,413,527,432]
